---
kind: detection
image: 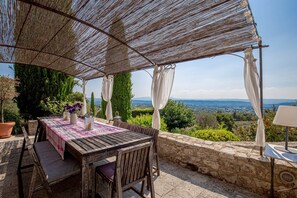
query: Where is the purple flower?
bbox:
[64,103,82,114]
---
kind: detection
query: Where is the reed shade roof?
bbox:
[0,0,259,80]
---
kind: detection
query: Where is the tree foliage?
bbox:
[100,97,107,119]
[67,92,84,103]
[161,100,196,131]
[0,75,19,122]
[216,111,235,131]
[232,111,256,121]
[196,112,218,129]
[132,108,154,117]
[233,108,297,142]
[91,92,96,116]
[14,64,75,119]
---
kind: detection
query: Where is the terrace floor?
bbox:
[0,136,262,198]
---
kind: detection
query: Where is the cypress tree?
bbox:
[90,92,96,116]
[100,96,107,119]
[111,73,132,122]
[100,73,132,122]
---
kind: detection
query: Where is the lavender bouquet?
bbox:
[64,103,82,114]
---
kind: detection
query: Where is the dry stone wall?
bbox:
[158,132,297,197]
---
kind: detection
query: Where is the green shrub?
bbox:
[39,97,67,116]
[128,114,167,131]
[189,129,239,141]
[132,108,154,117]
[161,100,195,131]
[233,121,257,141]
[173,126,239,141]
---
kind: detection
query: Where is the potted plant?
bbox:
[0,75,19,138]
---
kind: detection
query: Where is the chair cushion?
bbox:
[96,162,115,182]
[34,141,80,183]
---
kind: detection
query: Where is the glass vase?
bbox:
[70,113,78,125]
[63,111,70,121]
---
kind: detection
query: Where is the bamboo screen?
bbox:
[0,0,259,80]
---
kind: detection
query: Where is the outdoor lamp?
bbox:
[273,106,297,153]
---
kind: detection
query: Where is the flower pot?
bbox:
[0,122,15,139]
[70,113,78,125]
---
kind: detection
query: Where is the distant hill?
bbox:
[88,97,296,113]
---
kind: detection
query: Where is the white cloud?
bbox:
[264,87,297,99]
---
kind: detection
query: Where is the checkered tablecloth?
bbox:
[41,117,127,159]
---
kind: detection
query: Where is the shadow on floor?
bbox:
[1,139,261,198]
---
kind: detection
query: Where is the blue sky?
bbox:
[1,0,297,99]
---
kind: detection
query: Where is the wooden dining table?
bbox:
[39,117,153,198]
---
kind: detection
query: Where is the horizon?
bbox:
[89,97,296,102]
[1,0,297,100]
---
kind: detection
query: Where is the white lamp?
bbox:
[273,106,297,153]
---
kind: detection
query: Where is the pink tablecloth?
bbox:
[41,117,128,159]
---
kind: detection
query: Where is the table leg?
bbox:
[81,158,89,198]
[90,163,95,198]
[270,158,275,198]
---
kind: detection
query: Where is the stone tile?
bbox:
[162,189,184,198]
[172,180,204,198]
[155,174,184,187]
[154,179,174,197]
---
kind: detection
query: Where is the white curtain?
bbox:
[82,79,87,115]
[101,75,114,120]
[151,65,175,129]
[244,48,265,147]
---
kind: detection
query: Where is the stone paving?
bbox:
[0,136,262,198]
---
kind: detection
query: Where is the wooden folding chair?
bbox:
[21,127,80,198]
[18,121,41,196]
[18,119,44,176]
[95,142,155,198]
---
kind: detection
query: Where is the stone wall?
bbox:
[158,132,297,197]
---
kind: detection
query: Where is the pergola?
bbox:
[0,0,265,153]
[1,0,259,80]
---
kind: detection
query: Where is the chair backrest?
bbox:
[119,122,159,154]
[115,141,153,191]
[36,117,47,142]
[21,127,48,181]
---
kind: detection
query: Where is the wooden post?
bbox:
[259,39,264,156]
